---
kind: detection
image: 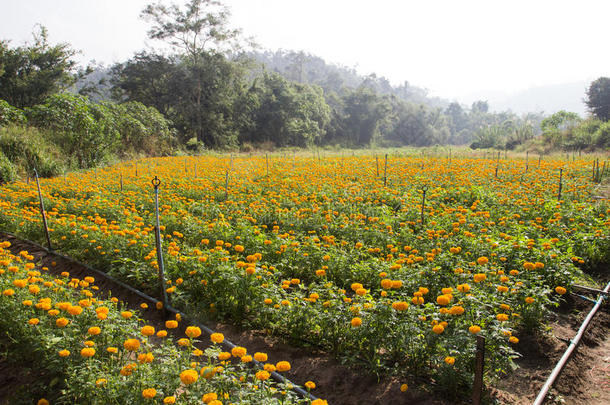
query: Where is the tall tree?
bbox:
[0,26,76,108]
[585,77,610,121]
[141,0,244,57]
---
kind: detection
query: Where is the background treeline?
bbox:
[1,0,609,184]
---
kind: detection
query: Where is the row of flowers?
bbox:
[0,241,325,404]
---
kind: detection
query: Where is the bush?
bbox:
[0,125,63,177]
[0,99,26,126]
[0,151,16,184]
[26,93,120,168]
[594,121,610,148]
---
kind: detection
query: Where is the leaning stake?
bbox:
[34,169,53,250]
[152,176,170,317]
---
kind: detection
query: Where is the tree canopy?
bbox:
[0,26,77,108]
[585,77,610,121]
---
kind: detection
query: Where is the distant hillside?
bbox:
[464,81,590,116]
[250,49,449,108]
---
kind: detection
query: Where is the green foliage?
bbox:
[0,151,16,184]
[239,72,330,147]
[594,120,610,148]
[585,77,610,121]
[0,125,63,177]
[26,93,121,168]
[104,101,176,156]
[0,99,26,126]
[0,26,76,108]
[540,110,582,149]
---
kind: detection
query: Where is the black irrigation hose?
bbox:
[533,280,610,405]
[0,231,318,402]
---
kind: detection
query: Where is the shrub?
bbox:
[0,151,16,184]
[0,99,27,126]
[0,125,63,177]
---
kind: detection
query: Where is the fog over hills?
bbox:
[461,81,590,116]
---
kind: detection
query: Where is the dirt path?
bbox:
[2,232,608,404]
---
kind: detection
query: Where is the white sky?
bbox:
[1,0,608,101]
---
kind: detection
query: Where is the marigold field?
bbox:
[0,150,608,402]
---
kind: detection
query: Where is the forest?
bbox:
[0,0,609,183]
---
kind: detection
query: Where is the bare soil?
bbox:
[1,233,608,405]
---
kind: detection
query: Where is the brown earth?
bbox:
[1,232,608,405]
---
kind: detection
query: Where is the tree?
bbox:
[141,0,244,57]
[26,94,120,168]
[585,77,610,121]
[239,72,330,147]
[0,26,77,108]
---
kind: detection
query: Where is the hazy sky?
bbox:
[1,0,608,102]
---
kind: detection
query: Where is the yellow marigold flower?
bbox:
[107,347,118,354]
[157,330,168,338]
[142,388,156,399]
[180,369,198,385]
[444,356,455,365]
[96,378,107,387]
[400,383,408,392]
[231,346,247,358]
[165,320,178,329]
[185,326,202,338]
[391,301,409,311]
[88,326,101,335]
[449,306,465,315]
[200,366,216,379]
[210,332,224,344]
[141,325,155,336]
[523,262,535,270]
[202,393,218,403]
[509,336,519,344]
[380,278,393,289]
[241,355,253,363]
[350,317,362,327]
[555,286,566,295]
[163,396,176,404]
[264,363,276,372]
[124,338,140,351]
[256,370,270,381]
[457,283,470,293]
[276,361,291,372]
[391,280,403,289]
[120,311,132,319]
[56,317,69,327]
[432,324,445,334]
[67,305,83,316]
[305,380,316,390]
[58,349,70,357]
[525,297,535,304]
[177,338,190,347]
[355,288,367,296]
[254,352,268,362]
[218,352,231,361]
[80,348,95,358]
[28,318,40,325]
[469,325,482,334]
[477,256,489,265]
[37,399,49,405]
[436,295,451,306]
[473,273,487,283]
[3,289,15,296]
[138,352,154,363]
[496,313,509,322]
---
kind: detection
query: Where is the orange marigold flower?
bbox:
[180,369,198,385]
